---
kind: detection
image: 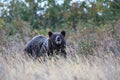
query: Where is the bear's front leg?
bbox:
[61,49,67,58]
[47,50,53,56]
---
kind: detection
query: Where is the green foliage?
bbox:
[0,19,5,30]
[4,23,19,36]
[0,0,120,33]
[79,38,95,55]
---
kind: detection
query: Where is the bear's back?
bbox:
[24,35,48,57]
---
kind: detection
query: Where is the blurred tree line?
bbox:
[0,0,120,34]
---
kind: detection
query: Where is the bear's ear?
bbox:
[61,31,65,37]
[48,31,53,37]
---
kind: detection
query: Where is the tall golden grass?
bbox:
[0,48,120,80]
[0,20,120,80]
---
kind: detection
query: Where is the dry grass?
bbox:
[0,37,120,80]
[0,50,120,80]
[0,21,120,80]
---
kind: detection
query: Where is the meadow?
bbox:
[0,20,120,80]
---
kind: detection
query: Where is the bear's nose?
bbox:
[57,37,60,41]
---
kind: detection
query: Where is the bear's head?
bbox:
[48,31,66,49]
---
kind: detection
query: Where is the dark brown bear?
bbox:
[24,31,66,58]
[48,31,66,58]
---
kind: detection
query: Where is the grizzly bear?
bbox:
[24,31,66,58]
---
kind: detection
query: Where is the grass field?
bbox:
[0,21,120,80]
[0,49,120,80]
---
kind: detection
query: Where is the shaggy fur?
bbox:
[24,35,48,58]
[24,31,66,58]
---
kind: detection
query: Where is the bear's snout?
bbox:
[55,36,62,44]
[57,37,60,41]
